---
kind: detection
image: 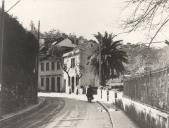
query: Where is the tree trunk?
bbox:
[68,75,71,94]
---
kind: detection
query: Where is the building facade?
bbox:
[63,49,81,93]
[38,38,75,92]
[63,41,99,94]
[38,39,98,94]
[38,56,64,92]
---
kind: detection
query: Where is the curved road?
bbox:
[4,97,112,128]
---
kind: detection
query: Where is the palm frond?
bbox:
[88,32,128,85]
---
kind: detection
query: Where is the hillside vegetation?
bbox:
[123,43,169,75]
[0,9,38,114]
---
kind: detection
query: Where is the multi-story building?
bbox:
[63,49,81,93]
[38,56,64,92]
[63,41,99,94]
[38,38,75,92]
[38,38,98,94]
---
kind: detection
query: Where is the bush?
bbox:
[0,10,38,114]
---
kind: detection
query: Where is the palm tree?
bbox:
[88,32,128,86]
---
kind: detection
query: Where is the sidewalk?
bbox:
[38,92,87,101]
[101,102,140,128]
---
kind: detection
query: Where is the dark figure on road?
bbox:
[86,85,94,103]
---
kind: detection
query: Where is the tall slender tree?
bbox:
[88,32,128,86]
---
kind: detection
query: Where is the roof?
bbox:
[62,48,80,58]
[57,38,76,48]
[62,40,98,58]
[51,41,57,46]
[39,45,48,54]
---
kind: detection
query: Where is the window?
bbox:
[71,58,75,68]
[46,62,49,71]
[41,78,44,87]
[57,61,60,70]
[51,62,55,70]
[64,79,66,87]
[41,63,44,71]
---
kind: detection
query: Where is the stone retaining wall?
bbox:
[118,97,169,128]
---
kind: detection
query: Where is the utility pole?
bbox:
[99,38,102,86]
[35,21,40,102]
[37,20,40,73]
[0,0,5,90]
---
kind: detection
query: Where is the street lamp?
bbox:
[35,21,40,101]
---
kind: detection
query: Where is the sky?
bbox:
[1,0,169,46]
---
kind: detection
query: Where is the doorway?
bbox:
[51,77,55,92]
[72,77,74,93]
[57,77,60,92]
[46,78,49,91]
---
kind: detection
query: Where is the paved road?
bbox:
[4,97,112,128]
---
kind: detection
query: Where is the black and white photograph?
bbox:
[1,0,169,128]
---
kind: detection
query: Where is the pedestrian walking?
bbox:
[86,85,94,102]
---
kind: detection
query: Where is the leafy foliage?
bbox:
[41,29,88,53]
[42,29,67,48]
[0,10,38,114]
[88,32,128,86]
[121,42,169,76]
[122,43,160,75]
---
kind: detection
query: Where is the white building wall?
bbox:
[63,50,81,94]
[63,42,99,94]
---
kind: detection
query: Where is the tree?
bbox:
[122,43,160,75]
[67,34,88,45]
[75,63,84,79]
[88,32,128,86]
[42,29,68,48]
[124,0,169,46]
[68,34,79,45]
[60,58,84,93]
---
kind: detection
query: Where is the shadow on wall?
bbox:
[116,100,166,128]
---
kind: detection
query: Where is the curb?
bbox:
[97,101,114,128]
[0,98,46,127]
